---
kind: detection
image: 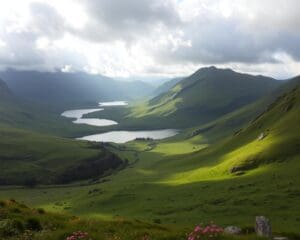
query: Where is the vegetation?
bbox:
[0,69,299,239]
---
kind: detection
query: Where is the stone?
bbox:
[258,132,265,140]
[273,237,288,240]
[224,226,242,235]
[255,216,272,237]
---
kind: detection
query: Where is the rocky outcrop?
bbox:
[224,226,242,235]
[255,216,272,237]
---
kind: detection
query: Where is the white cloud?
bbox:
[0,0,299,78]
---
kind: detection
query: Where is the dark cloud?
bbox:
[29,2,66,39]
[153,16,300,64]
[0,0,299,77]
[76,0,181,43]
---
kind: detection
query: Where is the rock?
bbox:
[255,216,272,237]
[258,132,265,140]
[224,226,242,235]
[273,237,288,240]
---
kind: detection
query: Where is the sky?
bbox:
[0,0,299,79]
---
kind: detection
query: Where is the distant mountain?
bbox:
[153,77,183,96]
[0,80,123,185]
[0,78,106,137]
[0,70,154,108]
[0,78,13,101]
[129,67,283,128]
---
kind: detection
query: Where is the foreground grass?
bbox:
[1,200,298,240]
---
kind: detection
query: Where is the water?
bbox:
[73,118,117,127]
[62,101,179,143]
[61,108,103,119]
[99,101,128,106]
[61,108,117,127]
[77,129,179,143]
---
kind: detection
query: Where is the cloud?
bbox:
[0,0,299,78]
[76,0,181,43]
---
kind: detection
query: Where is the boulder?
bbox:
[224,226,242,235]
[258,132,265,140]
[255,216,272,237]
[273,237,288,240]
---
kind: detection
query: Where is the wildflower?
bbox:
[187,223,223,240]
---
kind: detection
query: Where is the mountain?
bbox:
[129,67,283,128]
[189,75,300,142]
[0,79,124,185]
[0,78,104,137]
[0,70,154,109]
[153,77,183,95]
[0,78,12,100]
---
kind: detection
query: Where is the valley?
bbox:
[0,67,299,240]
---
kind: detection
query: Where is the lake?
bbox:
[62,101,178,143]
[77,129,179,143]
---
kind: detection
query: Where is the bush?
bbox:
[153,218,161,224]
[0,201,6,207]
[10,207,21,213]
[25,218,42,231]
[37,208,45,214]
[0,219,24,237]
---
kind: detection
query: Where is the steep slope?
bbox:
[153,77,183,96]
[129,67,283,128]
[0,70,154,109]
[0,125,123,185]
[166,78,300,184]
[189,75,300,142]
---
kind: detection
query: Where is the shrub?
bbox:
[25,218,42,231]
[37,208,45,214]
[0,201,6,207]
[10,207,21,213]
[153,218,161,224]
[0,219,24,237]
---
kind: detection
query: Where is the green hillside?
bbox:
[127,67,283,128]
[0,123,123,185]
[153,77,183,95]
[0,200,184,240]
[0,79,124,185]
[2,79,299,235]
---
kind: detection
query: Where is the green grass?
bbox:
[0,200,188,240]
[0,124,122,185]
[1,84,299,235]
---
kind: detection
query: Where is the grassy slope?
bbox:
[0,79,123,185]
[0,200,186,240]
[0,124,123,185]
[1,82,299,234]
[86,68,283,131]
[125,67,282,128]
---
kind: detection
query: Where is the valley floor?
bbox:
[1,132,299,235]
